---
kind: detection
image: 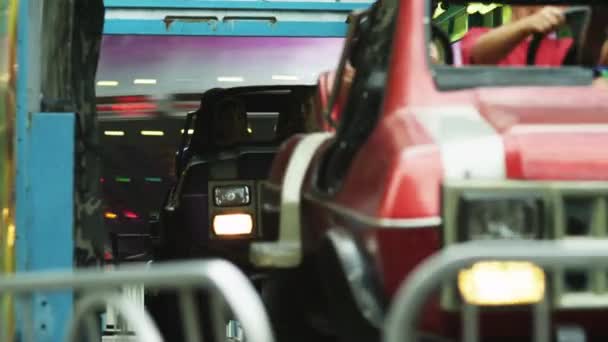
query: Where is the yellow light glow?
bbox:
[247,127,253,134]
[104,212,118,219]
[140,130,164,136]
[7,224,15,248]
[467,3,500,15]
[433,5,445,18]
[458,261,545,306]
[2,208,9,221]
[213,214,253,236]
[104,130,125,136]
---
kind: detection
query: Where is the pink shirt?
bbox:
[460,27,573,66]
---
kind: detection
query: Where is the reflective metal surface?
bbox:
[385,239,608,342]
[0,259,274,342]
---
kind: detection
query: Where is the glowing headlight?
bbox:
[213,214,253,236]
[458,195,543,241]
[214,185,250,207]
[458,261,545,306]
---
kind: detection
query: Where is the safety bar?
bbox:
[0,259,274,342]
[384,239,608,342]
[69,293,160,342]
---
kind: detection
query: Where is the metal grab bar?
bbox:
[383,239,608,342]
[0,259,274,342]
[67,293,163,342]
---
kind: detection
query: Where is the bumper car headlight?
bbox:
[213,213,253,236]
[214,185,250,207]
[458,261,546,306]
[458,194,543,241]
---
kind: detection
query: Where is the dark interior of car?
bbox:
[155,85,315,259]
[173,85,314,189]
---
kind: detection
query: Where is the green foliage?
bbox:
[433,2,512,41]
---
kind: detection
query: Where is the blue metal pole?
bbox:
[15,0,75,340]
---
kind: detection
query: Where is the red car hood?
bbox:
[413,87,608,181]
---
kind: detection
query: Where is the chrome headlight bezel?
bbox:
[214,185,251,207]
[442,180,608,310]
[208,180,257,240]
[442,181,547,247]
[456,193,544,242]
[442,180,547,310]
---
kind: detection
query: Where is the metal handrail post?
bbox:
[0,259,274,342]
[384,239,608,342]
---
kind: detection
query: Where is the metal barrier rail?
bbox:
[0,259,274,342]
[383,239,608,342]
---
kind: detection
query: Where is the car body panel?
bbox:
[260,0,608,340]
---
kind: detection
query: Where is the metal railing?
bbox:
[383,239,608,342]
[0,259,274,342]
[442,180,608,309]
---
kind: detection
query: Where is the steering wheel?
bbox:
[431,22,454,65]
[527,6,591,66]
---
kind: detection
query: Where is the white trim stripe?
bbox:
[250,133,334,268]
[511,124,608,134]
[412,106,506,180]
[279,132,334,242]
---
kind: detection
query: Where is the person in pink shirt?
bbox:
[461,6,573,66]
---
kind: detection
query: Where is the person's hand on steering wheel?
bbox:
[519,6,566,36]
[462,6,571,66]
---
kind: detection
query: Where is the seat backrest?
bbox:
[181,159,211,195]
[237,148,278,180]
[178,147,277,198]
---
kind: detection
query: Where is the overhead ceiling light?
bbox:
[217,76,244,83]
[133,79,157,85]
[180,129,195,135]
[97,80,119,87]
[272,75,299,81]
[104,130,125,136]
[141,130,164,136]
